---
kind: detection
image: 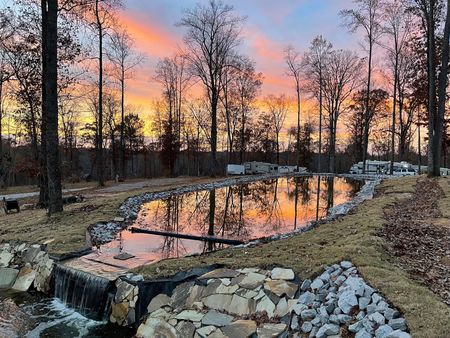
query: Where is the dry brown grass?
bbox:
[0,177,220,254]
[133,176,450,338]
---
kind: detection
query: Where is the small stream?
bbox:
[0,290,134,337]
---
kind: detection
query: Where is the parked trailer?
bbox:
[226,164,245,175]
[244,162,278,174]
[349,160,389,175]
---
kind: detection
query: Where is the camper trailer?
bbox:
[244,162,279,174]
[349,160,389,175]
[226,164,245,175]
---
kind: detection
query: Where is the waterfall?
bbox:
[53,264,113,320]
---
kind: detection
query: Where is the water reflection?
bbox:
[94,177,361,267]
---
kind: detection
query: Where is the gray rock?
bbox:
[388,318,407,331]
[292,302,308,316]
[255,295,276,318]
[0,268,19,288]
[301,279,311,291]
[340,261,353,269]
[356,329,372,338]
[226,294,256,316]
[309,326,318,338]
[202,294,232,312]
[372,293,382,304]
[270,268,294,280]
[301,309,317,321]
[170,281,194,310]
[375,324,394,338]
[0,251,13,268]
[175,310,204,322]
[147,294,171,314]
[337,314,352,324]
[136,318,178,338]
[12,267,36,292]
[364,285,376,298]
[298,291,315,305]
[221,320,256,338]
[348,321,364,333]
[319,271,330,282]
[338,290,358,314]
[311,316,321,326]
[316,324,339,338]
[274,297,289,317]
[199,268,240,280]
[21,245,41,264]
[386,330,411,338]
[359,297,371,310]
[356,311,366,321]
[329,314,339,324]
[256,323,287,338]
[310,278,324,290]
[301,321,313,333]
[196,325,216,337]
[201,310,233,327]
[115,280,135,303]
[369,312,386,325]
[290,314,300,331]
[384,308,400,320]
[367,303,378,315]
[239,272,266,289]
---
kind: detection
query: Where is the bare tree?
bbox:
[382,0,413,173]
[322,50,364,173]
[107,27,144,180]
[89,0,122,186]
[265,94,289,165]
[302,36,333,172]
[284,45,302,169]
[178,0,245,176]
[341,0,383,173]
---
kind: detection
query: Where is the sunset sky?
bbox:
[119,0,364,124]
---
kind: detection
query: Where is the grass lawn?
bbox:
[133,176,450,338]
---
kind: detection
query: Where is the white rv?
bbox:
[349,160,389,175]
[226,164,245,175]
[244,162,279,174]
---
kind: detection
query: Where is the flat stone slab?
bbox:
[147,294,171,314]
[264,280,298,298]
[270,268,295,280]
[0,268,19,288]
[201,310,234,327]
[221,320,257,338]
[12,267,36,292]
[198,269,240,279]
[257,323,287,338]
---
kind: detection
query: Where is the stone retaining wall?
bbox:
[0,242,53,293]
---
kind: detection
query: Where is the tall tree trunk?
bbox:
[210,90,218,176]
[418,109,422,174]
[39,0,48,208]
[427,1,437,176]
[434,0,450,177]
[318,71,323,173]
[96,0,104,186]
[390,51,399,175]
[120,73,125,180]
[362,39,373,174]
[208,189,215,252]
[296,82,301,168]
[44,0,63,214]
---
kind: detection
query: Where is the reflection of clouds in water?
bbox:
[136,176,361,242]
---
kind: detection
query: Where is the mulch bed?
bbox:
[381,178,450,305]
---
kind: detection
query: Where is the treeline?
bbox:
[0,0,450,214]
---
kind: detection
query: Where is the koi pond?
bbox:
[89,176,362,268]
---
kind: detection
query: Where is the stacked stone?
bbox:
[132,263,410,338]
[135,267,298,338]
[0,242,53,293]
[291,261,410,338]
[110,274,143,326]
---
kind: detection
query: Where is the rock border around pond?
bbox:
[89,173,382,248]
[132,261,410,338]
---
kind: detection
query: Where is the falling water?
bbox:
[53,264,114,320]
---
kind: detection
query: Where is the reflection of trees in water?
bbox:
[137,176,357,257]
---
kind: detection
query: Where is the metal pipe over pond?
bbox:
[129,227,244,245]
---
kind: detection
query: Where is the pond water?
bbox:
[0,290,134,338]
[91,176,362,268]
